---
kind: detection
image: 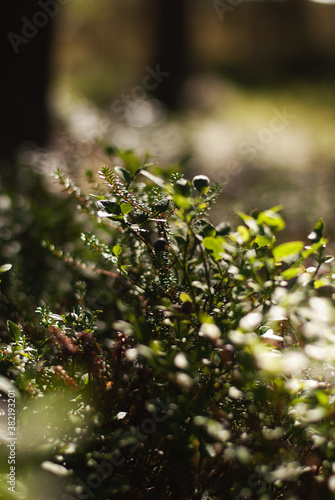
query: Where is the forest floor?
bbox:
[34,74,335,251]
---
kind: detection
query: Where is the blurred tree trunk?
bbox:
[150,0,191,109]
[288,0,316,72]
[248,0,315,76]
[0,1,54,185]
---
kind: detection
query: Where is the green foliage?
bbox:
[2,149,335,499]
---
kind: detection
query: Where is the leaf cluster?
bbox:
[2,148,335,499]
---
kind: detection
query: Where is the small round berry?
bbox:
[154,237,169,252]
[192,175,210,194]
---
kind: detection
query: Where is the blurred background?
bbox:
[2,0,335,286]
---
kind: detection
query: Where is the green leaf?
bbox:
[134,167,145,177]
[120,203,132,215]
[194,220,216,238]
[236,211,259,232]
[97,200,121,216]
[179,293,192,303]
[197,202,208,210]
[0,264,12,274]
[308,218,325,242]
[281,266,304,280]
[314,279,328,289]
[202,237,225,260]
[315,390,329,407]
[258,207,285,231]
[255,235,275,248]
[140,170,166,188]
[172,194,193,210]
[132,209,149,224]
[115,166,132,185]
[113,245,123,257]
[89,194,105,200]
[237,225,249,243]
[154,197,170,214]
[7,320,22,343]
[273,241,304,262]
[302,239,326,259]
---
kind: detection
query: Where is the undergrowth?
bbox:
[1,147,335,499]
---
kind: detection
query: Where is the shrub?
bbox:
[2,148,335,499]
